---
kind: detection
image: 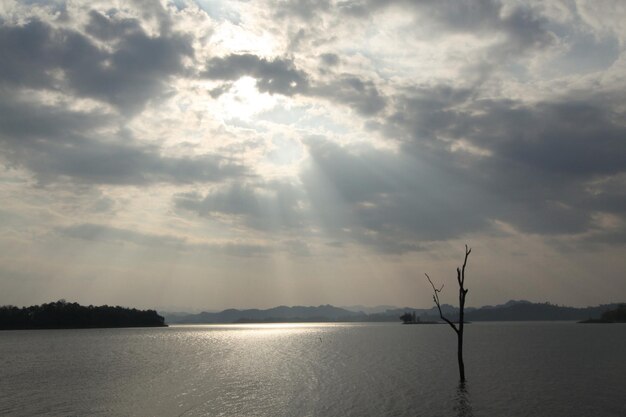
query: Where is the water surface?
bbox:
[0,322,624,416]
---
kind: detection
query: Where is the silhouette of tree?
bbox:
[0,301,166,330]
[426,245,471,382]
[400,312,413,323]
[600,304,626,322]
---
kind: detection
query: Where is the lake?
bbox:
[0,322,624,416]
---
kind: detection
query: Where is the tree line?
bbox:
[0,300,166,330]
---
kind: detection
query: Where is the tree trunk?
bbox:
[458,266,467,382]
[426,245,471,383]
[457,326,465,382]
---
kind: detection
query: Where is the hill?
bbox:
[163,300,623,324]
[0,300,166,330]
[579,304,626,323]
[464,302,619,321]
[166,304,365,324]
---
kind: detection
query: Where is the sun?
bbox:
[218,76,278,120]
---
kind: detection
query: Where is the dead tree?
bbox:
[426,245,471,382]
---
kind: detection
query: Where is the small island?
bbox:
[579,304,626,323]
[0,300,166,330]
[400,312,437,324]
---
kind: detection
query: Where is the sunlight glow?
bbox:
[218,77,278,120]
[211,20,277,56]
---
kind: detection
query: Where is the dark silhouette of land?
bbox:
[463,301,622,322]
[399,312,437,324]
[0,300,166,330]
[579,304,626,323]
[166,304,368,324]
[163,300,624,324]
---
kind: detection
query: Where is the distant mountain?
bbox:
[465,302,621,322]
[580,304,626,323]
[478,299,533,310]
[382,303,478,319]
[162,300,623,324]
[165,304,365,324]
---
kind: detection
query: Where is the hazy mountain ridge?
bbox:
[167,304,365,324]
[465,302,621,322]
[163,300,623,324]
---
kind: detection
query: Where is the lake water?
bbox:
[0,322,624,416]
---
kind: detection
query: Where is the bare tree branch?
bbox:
[425,245,472,382]
[425,273,458,334]
[461,245,471,284]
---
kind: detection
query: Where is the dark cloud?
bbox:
[173,113,625,253]
[271,0,554,82]
[0,91,114,145]
[0,95,246,185]
[319,53,339,66]
[381,84,626,241]
[496,4,554,53]
[580,175,626,215]
[388,0,555,81]
[0,16,193,113]
[383,84,474,143]
[130,0,174,34]
[313,75,386,115]
[28,139,246,186]
[555,32,620,75]
[272,0,553,50]
[391,0,552,51]
[581,228,626,247]
[77,13,193,113]
[173,143,450,254]
[388,87,626,177]
[300,138,492,252]
[0,19,89,89]
[203,54,309,96]
[85,10,143,40]
[174,181,305,231]
[208,82,233,98]
[204,53,385,115]
[473,100,626,177]
[0,12,241,187]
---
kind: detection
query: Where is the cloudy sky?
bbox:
[1,0,625,310]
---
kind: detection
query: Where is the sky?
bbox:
[1,0,625,311]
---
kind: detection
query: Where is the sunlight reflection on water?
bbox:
[195,322,337,337]
[0,323,624,417]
